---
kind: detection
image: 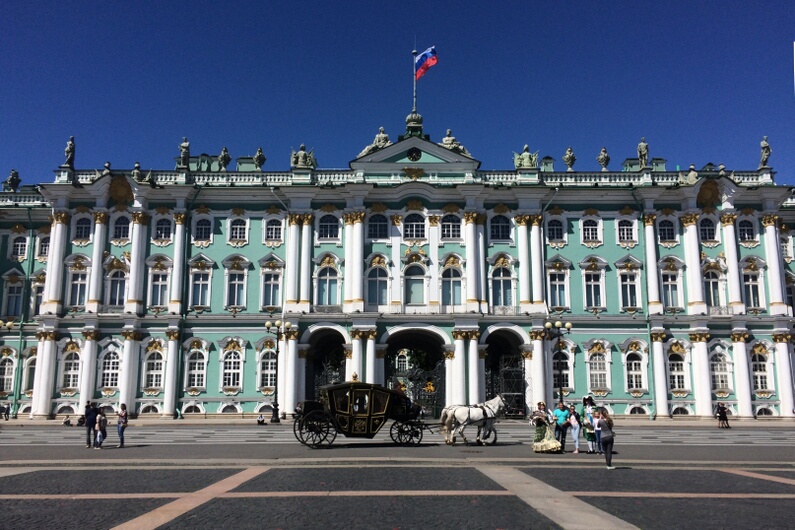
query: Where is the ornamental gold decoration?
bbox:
[428,215,440,227]
[720,213,737,226]
[643,213,657,226]
[82,330,100,341]
[406,200,424,211]
[650,332,667,342]
[390,215,402,226]
[463,212,479,224]
[493,203,510,214]
[680,213,699,226]
[166,330,180,340]
[772,333,791,343]
[761,214,778,228]
[688,332,710,343]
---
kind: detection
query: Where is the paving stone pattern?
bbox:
[0,498,170,530]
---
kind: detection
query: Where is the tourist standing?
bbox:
[116,403,128,448]
[593,409,603,455]
[597,409,616,469]
[95,410,108,449]
[567,404,581,454]
[581,396,597,453]
[84,402,98,448]
[552,402,571,452]
[716,402,730,429]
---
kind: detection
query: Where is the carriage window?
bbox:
[371,391,389,415]
[353,391,369,414]
[334,391,350,413]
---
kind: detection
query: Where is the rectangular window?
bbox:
[743,274,761,308]
[620,272,638,308]
[150,273,169,307]
[549,273,566,307]
[31,284,44,316]
[6,284,23,317]
[584,272,602,308]
[662,272,679,308]
[69,273,88,306]
[227,272,245,306]
[262,273,280,307]
[191,272,210,307]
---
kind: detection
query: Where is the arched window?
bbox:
[396,354,408,372]
[547,219,564,241]
[0,357,14,392]
[155,219,172,240]
[265,219,282,241]
[490,215,510,240]
[23,357,35,392]
[668,354,686,390]
[367,267,388,306]
[441,215,461,239]
[75,218,92,240]
[617,219,634,243]
[106,270,127,307]
[38,236,50,259]
[629,406,646,415]
[751,353,770,391]
[113,216,130,239]
[222,351,242,387]
[404,265,425,304]
[221,404,238,413]
[229,219,246,241]
[658,220,675,241]
[260,350,276,388]
[553,351,570,391]
[626,353,643,390]
[441,268,462,306]
[699,218,716,241]
[756,407,773,416]
[141,405,159,414]
[738,220,755,241]
[403,214,425,239]
[318,215,339,239]
[367,214,388,239]
[187,351,206,388]
[184,405,202,414]
[491,267,512,306]
[704,271,721,308]
[710,352,731,390]
[101,352,120,388]
[195,219,212,241]
[317,267,338,305]
[144,352,164,388]
[62,352,80,388]
[11,236,27,259]
[672,407,689,415]
[582,220,599,242]
[589,353,608,390]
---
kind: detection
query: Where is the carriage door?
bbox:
[485,353,525,418]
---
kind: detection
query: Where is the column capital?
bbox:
[730,331,749,343]
[521,350,533,360]
[463,212,479,224]
[762,214,779,228]
[131,212,149,226]
[173,212,187,225]
[720,213,737,226]
[529,330,546,341]
[165,330,180,341]
[300,213,314,225]
[650,331,668,342]
[288,213,303,225]
[643,213,657,226]
[772,333,791,344]
[680,213,699,226]
[53,211,70,225]
[514,215,530,227]
[93,211,109,224]
[689,332,710,343]
[390,214,402,226]
[285,329,300,341]
[443,350,455,360]
[428,215,440,227]
[36,330,58,341]
[121,330,143,341]
[82,330,100,341]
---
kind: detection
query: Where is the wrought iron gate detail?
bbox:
[386,359,445,418]
[485,353,526,418]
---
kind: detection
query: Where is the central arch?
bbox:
[384,326,447,418]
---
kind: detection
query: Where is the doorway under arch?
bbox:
[384,329,446,418]
[484,329,526,418]
[304,327,347,401]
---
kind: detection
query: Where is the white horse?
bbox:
[439,394,506,445]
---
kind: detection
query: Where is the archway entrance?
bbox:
[485,330,526,418]
[384,330,446,418]
[304,328,346,401]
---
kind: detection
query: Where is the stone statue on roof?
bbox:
[218,147,231,171]
[596,147,610,171]
[63,136,75,168]
[438,129,471,157]
[358,127,393,158]
[291,144,317,169]
[178,137,191,168]
[759,136,771,168]
[562,147,576,171]
[253,147,266,170]
[637,137,649,168]
[5,169,20,192]
[513,145,538,169]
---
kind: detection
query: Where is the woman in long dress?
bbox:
[530,401,560,453]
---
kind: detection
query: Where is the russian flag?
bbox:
[415,46,438,80]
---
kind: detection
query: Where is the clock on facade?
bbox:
[407,147,422,161]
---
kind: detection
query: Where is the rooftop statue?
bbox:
[291,144,317,169]
[596,147,610,171]
[253,147,266,170]
[438,129,471,157]
[218,146,231,171]
[358,127,393,158]
[562,146,576,171]
[513,145,538,169]
[5,169,20,192]
[759,136,771,168]
[178,137,190,168]
[63,136,75,168]
[637,137,649,168]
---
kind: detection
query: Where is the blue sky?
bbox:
[2,2,794,185]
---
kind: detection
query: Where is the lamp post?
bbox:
[545,320,572,404]
[264,319,291,424]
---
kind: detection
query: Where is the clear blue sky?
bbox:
[2,2,794,185]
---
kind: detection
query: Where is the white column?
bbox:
[730,332,753,418]
[297,348,307,403]
[349,331,363,382]
[452,331,467,404]
[644,214,663,315]
[464,213,479,311]
[477,217,487,312]
[516,216,531,310]
[31,331,57,417]
[681,214,706,315]
[284,214,301,306]
[86,211,109,313]
[521,348,533,414]
[168,212,187,314]
[467,332,481,404]
[344,346,354,381]
[530,331,546,408]
[350,212,365,311]
[650,333,669,417]
[720,213,744,314]
[119,330,141,412]
[763,215,787,315]
[390,215,402,310]
[444,349,454,407]
[124,212,149,314]
[343,214,354,308]
[79,330,99,404]
[163,330,180,418]
[690,333,712,417]
[283,329,299,417]
[529,215,546,312]
[298,214,313,310]
[773,333,795,417]
[42,212,70,314]
[364,330,376,383]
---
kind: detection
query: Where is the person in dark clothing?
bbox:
[84,402,98,448]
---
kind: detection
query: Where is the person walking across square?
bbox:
[84,402,97,448]
[116,403,128,448]
[567,404,581,454]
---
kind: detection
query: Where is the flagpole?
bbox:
[412,49,418,112]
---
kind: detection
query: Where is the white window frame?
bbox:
[440,214,462,240]
[315,264,340,306]
[366,266,390,309]
[185,348,207,391]
[624,351,647,391]
[71,214,93,243]
[104,267,128,308]
[666,343,692,392]
[488,214,512,243]
[699,215,720,245]
[152,216,173,245]
[403,213,426,241]
[545,216,567,246]
[222,255,250,311]
[2,270,24,318]
[750,349,773,392]
[145,255,172,310]
[188,255,215,310]
[143,350,165,389]
[110,213,131,243]
[579,256,607,312]
[552,346,574,395]
[317,214,341,242]
[580,217,602,247]
[736,215,758,245]
[22,353,35,393]
[192,215,214,247]
[9,235,28,261]
[709,343,733,392]
[617,266,641,311]
[657,216,679,247]
[0,356,15,392]
[366,213,389,241]
[615,217,637,247]
[227,217,249,247]
[258,348,277,389]
[658,257,685,312]
[99,350,121,389]
[36,235,50,261]
[220,350,243,390]
[440,267,463,307]
[403,264,427,305]
[263,217,284,244]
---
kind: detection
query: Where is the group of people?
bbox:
[531,396,617,469]
[81,402,128,449]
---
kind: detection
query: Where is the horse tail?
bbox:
[439,406,450,434]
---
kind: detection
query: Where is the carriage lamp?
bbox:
[0,320,15,330]
[545,321,572,404]
[264,320,292,424]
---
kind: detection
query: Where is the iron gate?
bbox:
[485,353,526,418]
[386,359,446,418]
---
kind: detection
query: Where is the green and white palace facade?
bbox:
[1,115,793,421]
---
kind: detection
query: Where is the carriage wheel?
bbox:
[390,421,423,446]
[389,421,402,444]
[292,417,306,445]
[300,410,337,448]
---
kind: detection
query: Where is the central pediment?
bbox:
[350,136,481,173]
